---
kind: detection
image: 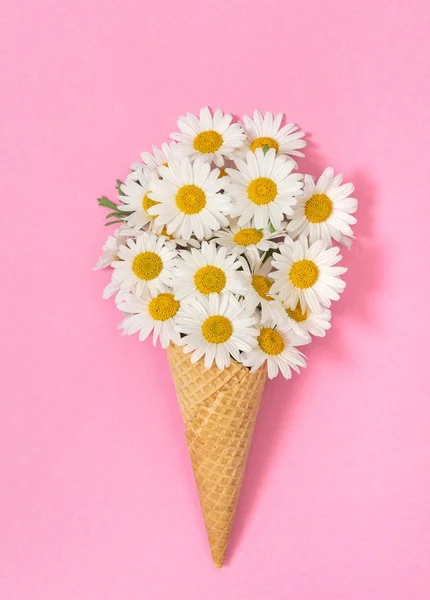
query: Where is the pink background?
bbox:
[2,1,430,598]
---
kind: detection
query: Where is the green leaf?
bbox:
[104,220,123,227]
[97,196,118,210]
[116,179,125,195]
[263,144,270,154]
[105,211,124,219]
[262,248,275,263]
[269,222,276,233]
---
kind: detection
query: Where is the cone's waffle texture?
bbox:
[166,343,267,568]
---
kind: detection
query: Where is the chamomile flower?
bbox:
[177,294,258,370]
[242,110,306,159]
[283,302,331,338]
[172,241,247,300]
[94,230,125,269]
[227,148,302,229]
[112,231,177,297]
[103,269,122,300]
[287,168,357,247]
[118,291,181,348]
[240,253,286,323]
[212,220,282,259]
[130,141,178,178]
[147,156,231,241]
[270,238,347,313]
[171,107,246,167]
[242,320,308,379]
[118,169,159,229]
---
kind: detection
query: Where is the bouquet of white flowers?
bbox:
[96,107,357,567]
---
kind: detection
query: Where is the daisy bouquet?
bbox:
[96,107,357,567]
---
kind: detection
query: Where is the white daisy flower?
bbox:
[177,294,258,370]
[241,110,306,159]
[147,156,231,241]
[227,148,303,229]
[270,237,347,313]
[212,219,282,259]
[172,241,247,300]
[283,302,331,338]
[130,141,178,178]
[117,169,159,230]
[94,229,126,269]
[287,167,357,247]
[103,269,122,300]
[171,107,246,167]
[112,231,177,297]
[242,320,309,380]
[118,291,181,349]
[102,271,131,304]
[240,252,286,323]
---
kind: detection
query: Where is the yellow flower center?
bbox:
[304,193,333,223]
[142,193,158,217]
[289,260,319,289]
[194,266,226,294]
[201,315,233,344]
[132,251,163,280]
[258,328,285,355]
[286,302,308,322]
[250,136,279,153]
[252,275,273,300]
[193,130,223,154]
[148,293,180,321]
[218,168,228,178]
[162,162,168,167]
[176,184,206,214]
[248,177,277,205]
[234,228,264,246]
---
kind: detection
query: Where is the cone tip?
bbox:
[211,547,226,568]
[213,558,224,569]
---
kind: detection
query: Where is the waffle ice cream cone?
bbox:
[166,343,267,568]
